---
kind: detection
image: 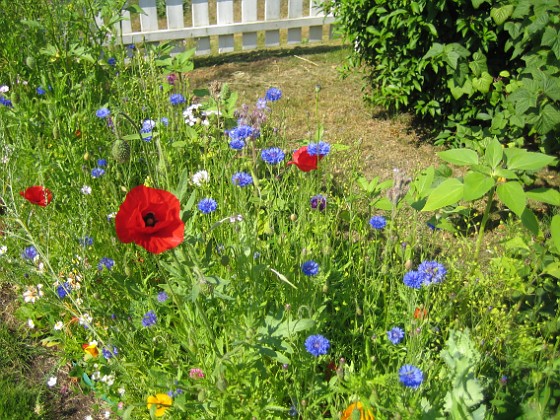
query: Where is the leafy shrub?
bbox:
[324,0,560,152]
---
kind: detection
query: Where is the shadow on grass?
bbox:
[193,43,347,68]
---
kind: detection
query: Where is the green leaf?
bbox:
[532,104,560,135]
[521,207,539,235]
[490,5,514,25]
[422,178,464,212]
[497,181,526,217]
[543,262,560,279]
[471,0,489,8]
[472,72,493,93]
[526,188,560,206]
[468,52,487,77]
[413,166,435,198]
[484,138,503,169]
[438,149,479,166]
[504,148,557,171]
[551,215,560,253]
[542,27,560,60]
[463,172,495,201]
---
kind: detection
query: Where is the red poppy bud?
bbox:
[19,186,53,207]
[115,185,185,254]
[288,146,319,172]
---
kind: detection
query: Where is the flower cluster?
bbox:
[403,261,447,289]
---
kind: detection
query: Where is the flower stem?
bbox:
[474,186,496,261]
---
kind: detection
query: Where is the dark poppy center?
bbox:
[143,212,157,227]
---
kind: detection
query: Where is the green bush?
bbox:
[325,0,560,152]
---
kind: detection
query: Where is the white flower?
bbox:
[104,411,111,419]
[27,319,35,329]
[118,387,126,396]
[81,185,92,195]
[54,321,64,331]
[23,284,44,303]
[79,313,92,326]
[0,245,7,255]
[0,85,9,93]
[91,371,101,381]
[192,170,209,186]
[47,376,57,387]
[101,374,115,386]
[84,416,93,420]
[229,214,243,223]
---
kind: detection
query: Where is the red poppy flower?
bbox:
[115,185,185,254]
[19,186,53,207]
[288,146,320,172]
[414,307,428,320]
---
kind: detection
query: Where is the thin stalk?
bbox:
[474,186,496,261]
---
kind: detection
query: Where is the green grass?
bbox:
[1,1,560,419]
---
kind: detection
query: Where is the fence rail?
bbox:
[114,0,335,55]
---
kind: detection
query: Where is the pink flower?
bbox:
[189,368,205,379]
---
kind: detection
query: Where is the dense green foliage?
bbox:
[1,0,560,418]
[324,0,560,152]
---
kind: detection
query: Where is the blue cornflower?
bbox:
[160,117,169,126]
[256,97,268,110]
[403,270,424,289]
[301,260,319,276]
[0,97,13,107]
[399,364,423,389]
[22,245,38,261]
[170,93,186,105]
[418,261,447,285]
[142,119,156,131]
[265,87,282,102]
[228,125,254,141]
[102,346,118,359]
[387,327,405,344]
[310,194,327,211]
[304,334,330,357]
[307,141,331,157]
[229,138,245,150]
[79,236,94,247]
[96,107,110,118]
[140,127,152,142]
[369,215,387,230]
[56,282,72,299]
[198,198,218,214]
[36,86,46,95]
[142,310,157,327]
[261,147,285,165]
[231,172,253,187]
[91,167,105,178]
[157,291,168,303]
[97,257,115,271]
[107,57,117,66]
[97,159,107,167]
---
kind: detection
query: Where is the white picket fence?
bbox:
[116,0,335,55]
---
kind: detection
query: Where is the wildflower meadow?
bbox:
[1,1,560,419]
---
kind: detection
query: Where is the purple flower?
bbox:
[157,291,168,302]
[79,236,93,247]
[369,215,387,230]
[56,282,72,299]
[21,245,38,261]
[310,194,327,211]
[97,257,115,271]
[36,87,46,95]
[301,260,319,276]
[142,310,157,327]
[91,168,105,178]
[97,159,107,167]
[231,172,253,187]
[265,87,282,102]
[387,327,405,344]
[418,261,447,285]
[170,93,186,105]
[96,107,110,118]
[399,365,423,389]
[0,96,13,107]
[304,334,330,357]
[107,57,117,66]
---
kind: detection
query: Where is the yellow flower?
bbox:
[147,393,173,417]
[82,341,99,358]
[341,401,374,420]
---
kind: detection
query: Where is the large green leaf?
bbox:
[484,138,503,169]
[413,166,435,198]
[504,148,557,171]
[551,215,560,253]
[463,172,495,201]
[532,104,560,135]
[422,178,464,212]
[521,207,539,235]
[468,52,488,77]
[490,4,514,25]
[507,87,538,115]
[496,181,526,217]
[526,188,560,206]
[472,72,493,93]
[438,149,479,166]
[542,27,560,60]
